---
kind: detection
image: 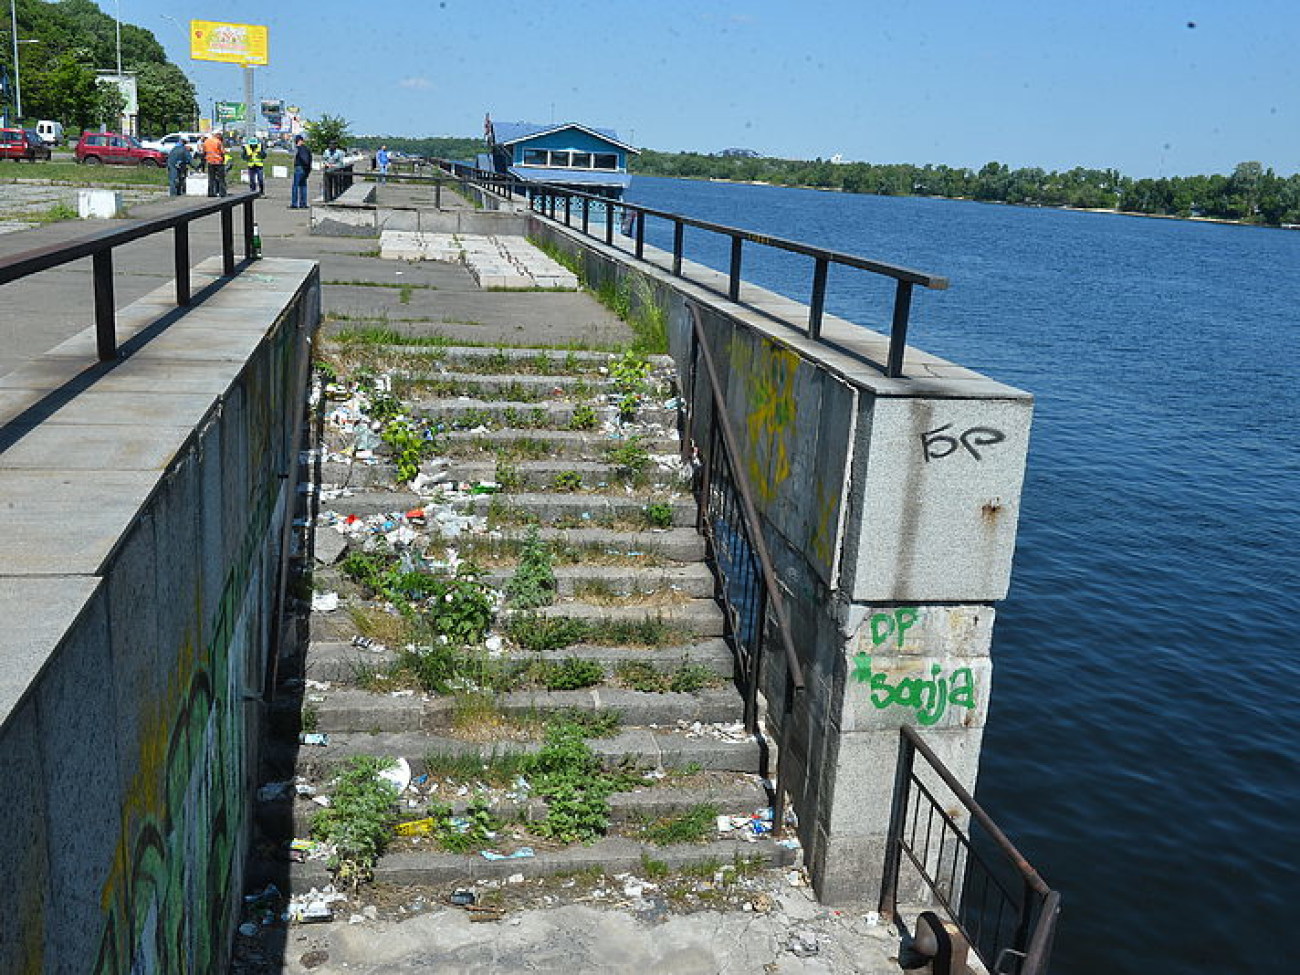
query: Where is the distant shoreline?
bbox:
[636,173,1284,231]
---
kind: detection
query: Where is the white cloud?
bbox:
[399,77,432,90]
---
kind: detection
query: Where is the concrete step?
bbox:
[415,397,678,430]
[478,492,698,528]
[462,526,706,564]
[313,686,744,734]
[292,725,760,774]
[484,563,716,599]
[441,428,680,460]
[437,459,690,494]
[284,778,769,836]
[285,836,793,890]
[306,637,734,687]
[388,346,673,374]
[517,598,725,637]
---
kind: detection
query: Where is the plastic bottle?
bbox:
[252,223,262,259]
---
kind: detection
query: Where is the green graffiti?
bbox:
[853,655,975,726]
[869,607,918,647]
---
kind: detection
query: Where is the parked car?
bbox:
[74,131,167,166]
[0,128,52,162]
[140,131,205,153]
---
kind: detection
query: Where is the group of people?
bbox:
[165,131,269,199]
[164,133,379,209]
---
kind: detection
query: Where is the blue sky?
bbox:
[115,0,1296,177]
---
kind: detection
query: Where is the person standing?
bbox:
[203,131,227,197]
[242,137,266,194]
[291,134,312,209]
[166,140,193,196]
[376,144,390,184]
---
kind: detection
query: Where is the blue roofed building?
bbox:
[485,117,639,203]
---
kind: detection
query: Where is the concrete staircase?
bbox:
[274,343,792,890]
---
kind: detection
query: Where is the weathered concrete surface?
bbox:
[275,895,903,975]
[0,249,318,973]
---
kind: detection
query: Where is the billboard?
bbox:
[190,20,269,66]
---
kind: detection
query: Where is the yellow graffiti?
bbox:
[809,475,842,575]
[730,334,800,504]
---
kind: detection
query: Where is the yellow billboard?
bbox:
[189,20,269,66]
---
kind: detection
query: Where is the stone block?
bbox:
[0,699,51,973]
[78,188,123,218]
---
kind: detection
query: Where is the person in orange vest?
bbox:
[203,131,227,198]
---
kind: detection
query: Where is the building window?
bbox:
[518,147,623,170]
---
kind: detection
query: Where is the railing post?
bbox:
[809,257,829,339]
[605,202,614,245]
[242,197,255,260]
[220,206,235,275]
[886,279,914,378]
[635,210,645,260]
[581,196,589,235]
[435,179,442,208]
[729,236,743,301]
[93,249,116,361]
[672,220,684,276]
[564,193,571,226]
[174,222,191,306]
[879,728,917,918]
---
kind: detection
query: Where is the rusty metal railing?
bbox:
[0,190,259,361]
[683,302,805,831]
[882,726,1061,974]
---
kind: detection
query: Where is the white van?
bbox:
[35,120,64,147]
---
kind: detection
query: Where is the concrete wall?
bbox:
[0,257,319,972]
[527,214,1032,905]
[310,195,527,237]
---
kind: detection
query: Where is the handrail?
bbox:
[688,303,805,698]
[882,725,1060,974]
[442,160,949,377]
[685,301,805,834]
[0,190,258,361]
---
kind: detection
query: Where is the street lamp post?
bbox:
[9,0,19,119]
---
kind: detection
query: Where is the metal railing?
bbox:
[443,161,949,378]
[0,191,259,361]
[881,726,1061,974]
[684,302,805,830]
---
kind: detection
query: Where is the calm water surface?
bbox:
[625,177,1300,973]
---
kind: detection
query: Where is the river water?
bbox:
[624,176,1300,972]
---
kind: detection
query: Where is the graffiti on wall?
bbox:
[729,333,799,504]
[852,607,975,725]
[920,423,1005,462]
[92,314,298,973]
[853,654,975,726]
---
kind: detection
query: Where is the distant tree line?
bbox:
[631,150,1300,226]
[352,135,485,161]
[10,0,197,134]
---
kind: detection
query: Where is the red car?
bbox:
[0,128,52,162]
[74,131,166,166]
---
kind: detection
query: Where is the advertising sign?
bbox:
[190,20,269,66]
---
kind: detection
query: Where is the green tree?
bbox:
[134,62,197,134]
[307,113,351,153]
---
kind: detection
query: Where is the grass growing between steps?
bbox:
[504,614,692,653]
[529,238,669,354]
[634,803,720,845]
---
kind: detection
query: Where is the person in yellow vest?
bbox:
[203,131,227,198]
[242,138,266,194]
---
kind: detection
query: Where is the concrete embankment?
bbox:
[0,244,318,972]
